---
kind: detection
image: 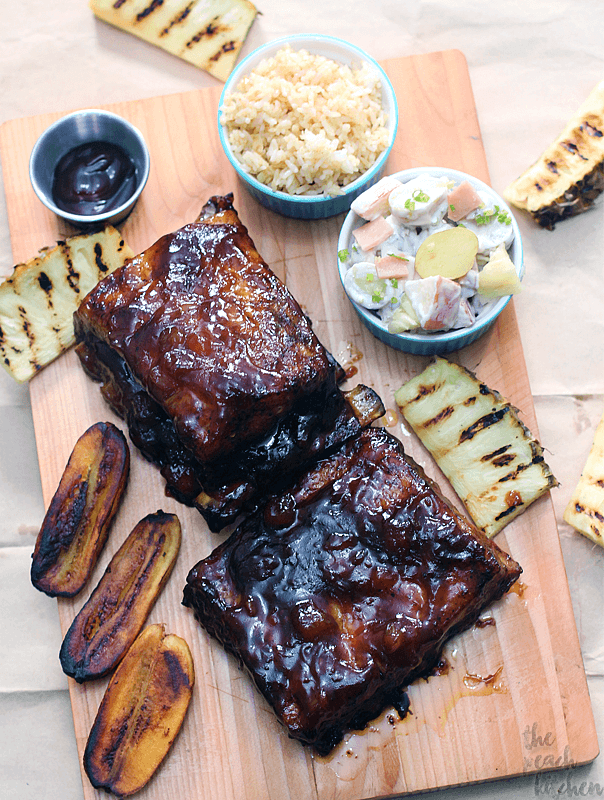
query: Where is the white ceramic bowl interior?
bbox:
[218,34,398,219]
[337,166,524,356]
[29,108,150,228]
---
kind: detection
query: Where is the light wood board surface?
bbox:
[0,49,598,799]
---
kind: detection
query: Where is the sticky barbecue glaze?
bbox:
[74,196,384,529]
[183,427,521,753]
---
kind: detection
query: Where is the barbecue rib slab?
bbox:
[183,426,521,754]
[73,196,384,530]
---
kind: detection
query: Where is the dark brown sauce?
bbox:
[431,657,451,676]
[52,141,136,216]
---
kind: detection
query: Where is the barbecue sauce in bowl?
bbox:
[52,141,137,216]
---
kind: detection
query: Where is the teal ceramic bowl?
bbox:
[337,166,524,355]
[218,35,398,220]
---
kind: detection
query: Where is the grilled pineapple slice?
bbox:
[563,405,604,547]
[0,227,133,382]
[89,0,258,82]
[394,357,558,537]
[504,80,604,229]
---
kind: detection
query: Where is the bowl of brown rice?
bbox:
[218,35,398,219]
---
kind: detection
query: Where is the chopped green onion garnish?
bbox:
[475,209,494,225]
[412,189,430,202]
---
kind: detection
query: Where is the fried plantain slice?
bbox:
[59,511,181,682]
[84,623,194,798]
[31,421,130,598]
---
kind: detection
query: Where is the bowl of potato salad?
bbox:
[337,166,524,355]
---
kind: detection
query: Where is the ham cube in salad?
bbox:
[447,180,483,222]
[339,171,520,335]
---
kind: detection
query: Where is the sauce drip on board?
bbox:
[52,141,137,216]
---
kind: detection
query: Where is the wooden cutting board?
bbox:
[1,49,598,800]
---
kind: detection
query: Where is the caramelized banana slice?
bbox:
[60,511,181,682]
[84,623,194,798]
[31,421,130,598]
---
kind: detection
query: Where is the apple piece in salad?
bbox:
[478,245,522,299]
[388,294,420,334]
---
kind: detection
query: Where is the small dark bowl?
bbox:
[29,109,150,228]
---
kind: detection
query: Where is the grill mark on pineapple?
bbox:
[497,462,530,482]
[61,244,81,293]
[187,19,229,50]
[459,408,507,443]
[136,0,164,22]
[38,271,53,295]
[480,445,515,467]
[581,121,603,138]
[493,453,516,467]
[210,41,237,61]
[160,2,193,35]
[494,503,524,523]
[574,503,604,525]
[407,381,440,405]
[496,450,548,486]
[562,140,588,161]
[423,405,454,428]
[94,243,110,274]
[18,305,36,347]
